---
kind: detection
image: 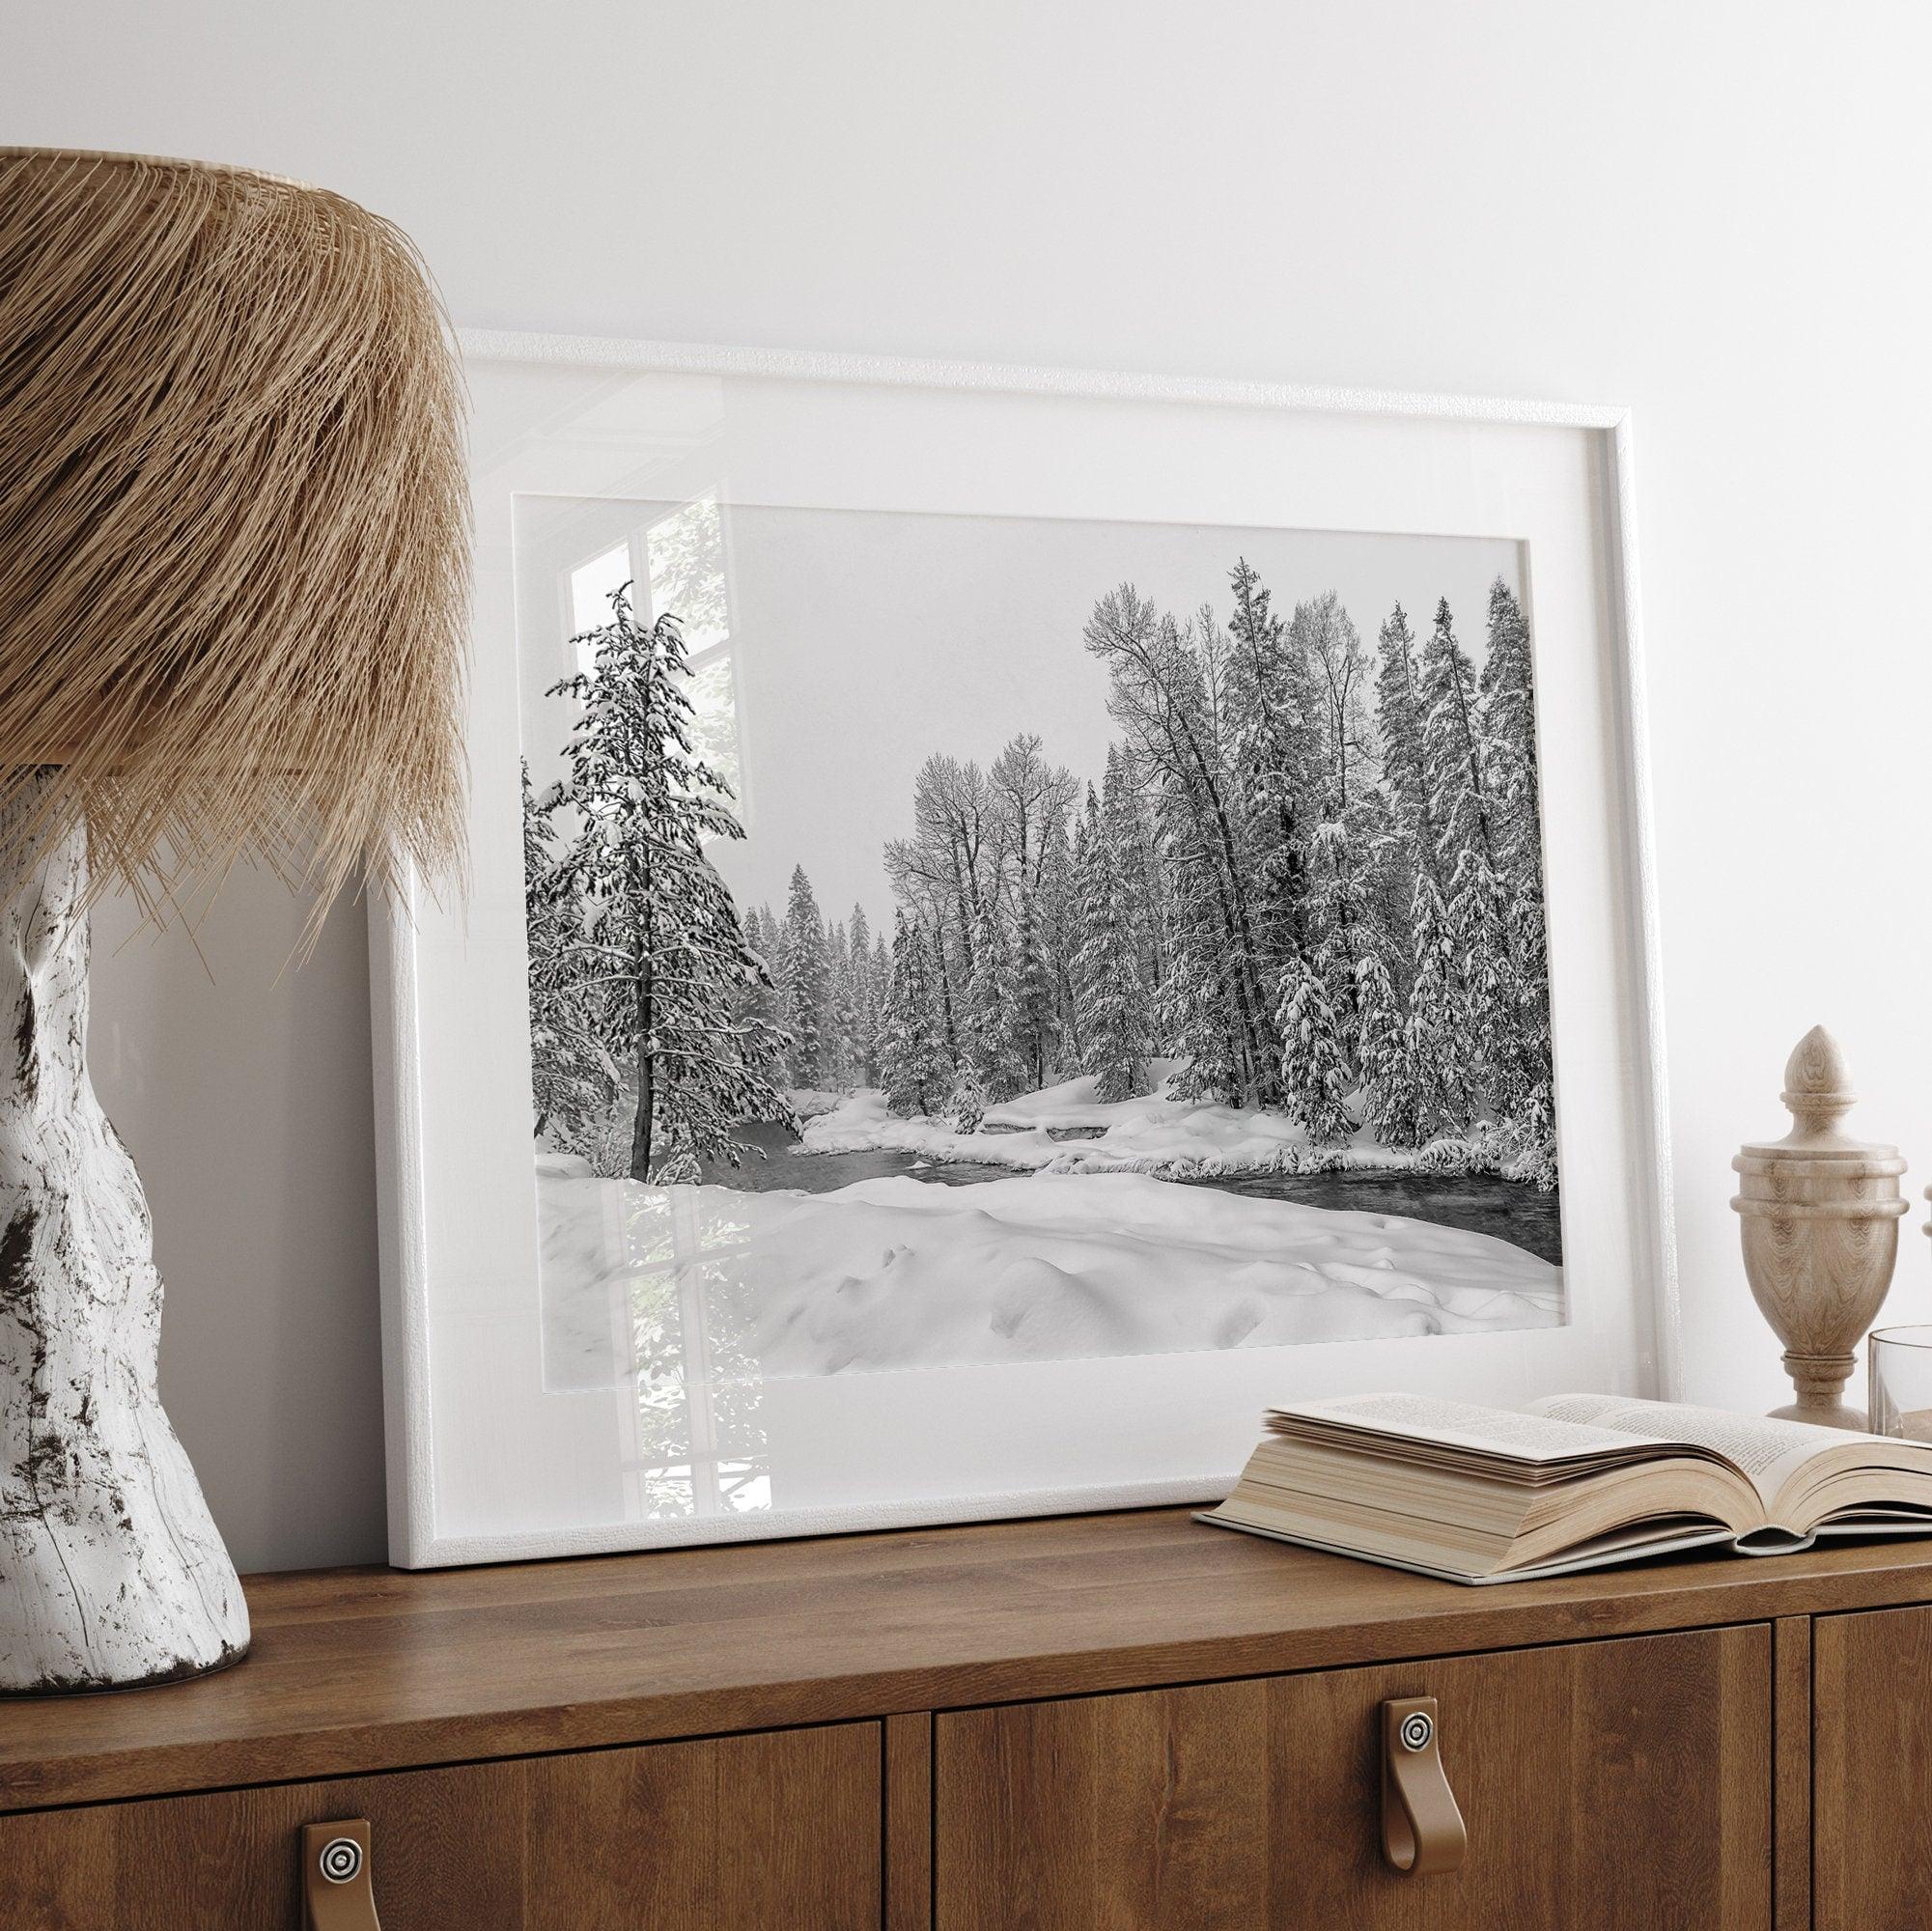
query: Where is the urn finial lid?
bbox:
[1742,1024,1895,1161]
[1781,1024,1855,1141]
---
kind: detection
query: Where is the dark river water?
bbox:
[702,1120,1562,1267]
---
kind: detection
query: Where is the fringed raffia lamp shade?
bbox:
[0,148,467,909]
[0,150,469,1692]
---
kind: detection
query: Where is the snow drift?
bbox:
[538,1161,1562,1385]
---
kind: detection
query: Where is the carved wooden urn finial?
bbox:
[1732,1026,1908,1430]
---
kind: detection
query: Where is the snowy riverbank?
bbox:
[537,1159,1563,1382]
[796,1075,1545,1186]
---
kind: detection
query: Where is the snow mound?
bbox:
[977,1059,1190,1131]
[785,1088,845,1120]
[537,1164,1562,1385]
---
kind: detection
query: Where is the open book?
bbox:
[1198,1392,1932,1583]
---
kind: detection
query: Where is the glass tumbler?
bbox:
[1867,1325,1932,1440]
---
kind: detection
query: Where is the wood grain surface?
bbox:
[1813,1602,1932,1931]
[0,1721,879,1930]
[4,1507,1931,1813]
[938,1624,1772,1929]
[1774,1616,1812,1931]
[885,1711,934,1931]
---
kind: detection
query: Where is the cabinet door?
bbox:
[1814,1603,1932,1931]
[938,1626,1770,1930]
[0,1721,880,1930]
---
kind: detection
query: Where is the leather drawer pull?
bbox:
[302,1820,382,1930]
[1380,1697,1467,1876]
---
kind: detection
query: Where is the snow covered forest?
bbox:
[522,559,1555,1204]
[746,567,1550,1186]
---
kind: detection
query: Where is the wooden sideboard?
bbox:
[5,1506,1932,1928]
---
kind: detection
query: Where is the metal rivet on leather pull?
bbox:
[319,1837,363,1884]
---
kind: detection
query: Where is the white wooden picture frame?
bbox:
[372,333,1675,1568]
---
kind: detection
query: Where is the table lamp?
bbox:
[0,149,467,1692]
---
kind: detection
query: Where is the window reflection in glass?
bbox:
[619,1186,770,1521]
[644,496,729,655]
[543,501,765,1514]
[562,502,746,830]
[570,542,631,665]
[645,496,743,823]
[682,652,743,803]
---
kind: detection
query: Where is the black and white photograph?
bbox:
[518,500,1563,1395]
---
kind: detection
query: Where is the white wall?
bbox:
[11,0,1930,1572]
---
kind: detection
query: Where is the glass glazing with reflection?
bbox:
[1868,1325,1932,1440]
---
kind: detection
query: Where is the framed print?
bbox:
[371,334,1676,1567]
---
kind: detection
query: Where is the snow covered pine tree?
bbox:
[521,759,618,1156]
[881,911,952,1115]
[544,586,794,1182]
[1072,783,1146,1102]
[778,865,831,1087]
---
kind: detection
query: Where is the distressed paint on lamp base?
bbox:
[0,789,248,1693]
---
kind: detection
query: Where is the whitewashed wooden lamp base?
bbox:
[1732,1026,1907,1433]
[0,807,248,1693]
